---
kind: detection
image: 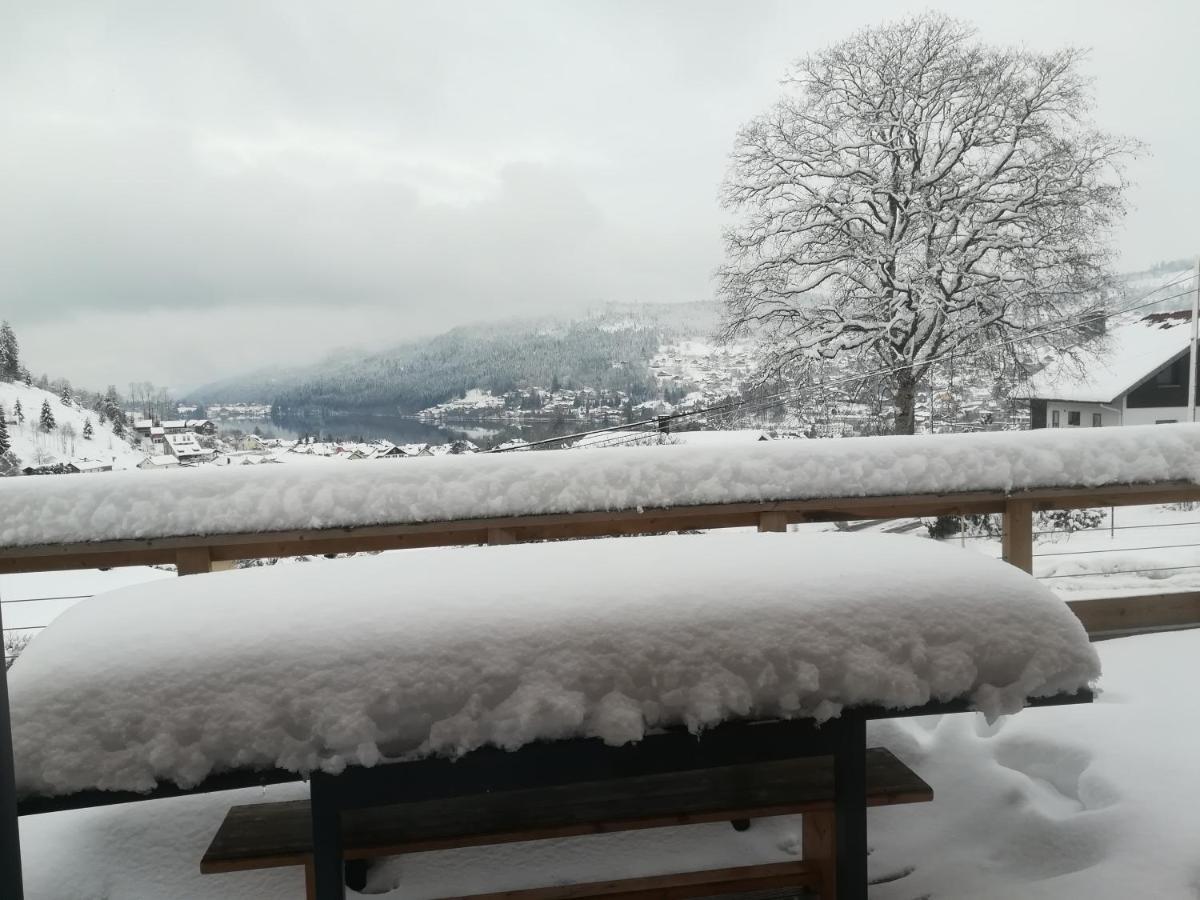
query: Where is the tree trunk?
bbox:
[893,372,917,435]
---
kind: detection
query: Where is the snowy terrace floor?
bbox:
[860,502,1200,603]
[14,628,1195,900]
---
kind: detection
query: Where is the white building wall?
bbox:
[1044,401,1120,428]
[1122,405,1194,426]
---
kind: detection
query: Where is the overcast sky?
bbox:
[2,0,1196,391]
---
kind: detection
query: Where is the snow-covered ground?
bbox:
[13,628,1196,899]
[898,503,1200,601]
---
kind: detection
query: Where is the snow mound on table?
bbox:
[9,533,1099,798]
[2,423,1200,547]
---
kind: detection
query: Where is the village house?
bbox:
[71,458,114,474]
[232,433,268,453]
[161,419,217,436]
[1023,311,1197,428]
[163,432,215,464]
[376,443,434,460]
[132,418,216,440]
[137,455,180,471]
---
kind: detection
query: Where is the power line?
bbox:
[555,276,1200,450]
[560,273,1200,451]
[684,281,1200,435]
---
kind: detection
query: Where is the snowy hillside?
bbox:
[0,382,143,473]
[1118,259,1197,314]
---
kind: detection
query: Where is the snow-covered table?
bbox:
[9,532,1100,899]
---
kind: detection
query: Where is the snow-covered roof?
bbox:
[1027,312,1193,403]
[7,532,1098,797]
[164,433,213,461]
[2,424,1200,548]
[137,455,179,469]
[70,459,112,473]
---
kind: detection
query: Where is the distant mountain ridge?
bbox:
[188,301,720,413]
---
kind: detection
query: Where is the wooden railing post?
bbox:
[757,512,788,533]
[487,528,517,546]
[175,547,214,576]
[1002,499,1034,573]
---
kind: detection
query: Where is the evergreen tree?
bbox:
[59,383,73,406]
[0,321,17,381]
[39,399,55,433]
[20,368,31,387]
[13,398,23,423]
[0,405,9,455]
[103,385,122,423]
[111,417,125,439]
[83,417,94,440]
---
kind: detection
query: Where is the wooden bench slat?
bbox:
[442,860,818,900]
[202,748,931,873]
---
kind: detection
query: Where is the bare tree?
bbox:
[719,14,1137,433]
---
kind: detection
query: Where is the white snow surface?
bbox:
[4,424,1200,548]
[9,533,1098,798]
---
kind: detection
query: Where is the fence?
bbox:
[4,480,1200,641]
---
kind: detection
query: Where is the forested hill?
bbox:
[189,301,719,413]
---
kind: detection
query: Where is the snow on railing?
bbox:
[2,424,1200,552]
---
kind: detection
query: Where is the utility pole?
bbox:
[0,586,24,899]
[1191,257,1200,423]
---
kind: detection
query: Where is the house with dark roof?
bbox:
[1023,311,1197,428]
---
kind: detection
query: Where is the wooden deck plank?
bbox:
[201,748,931,873]
[1068,591,1200,637]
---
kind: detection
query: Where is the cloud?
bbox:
[0,0,1195,388]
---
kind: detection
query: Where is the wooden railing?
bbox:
[3,480,1200,638]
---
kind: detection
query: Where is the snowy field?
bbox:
[12,629,1195,899]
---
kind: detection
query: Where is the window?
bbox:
[1067,411,1081,426]
[1092,413,1102,427]
[1051,410,1060,427]
[1156,360,1183,387]
[1156,419,1179,424]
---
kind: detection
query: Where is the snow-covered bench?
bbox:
[9,532,1099,900]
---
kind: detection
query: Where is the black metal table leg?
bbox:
[834,715,867,900]
[0,595,24,900]
[310,773,346,900]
